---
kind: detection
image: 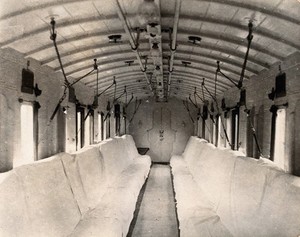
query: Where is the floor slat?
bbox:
[129,164,179,237]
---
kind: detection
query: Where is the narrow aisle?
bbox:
[130,164,179,237]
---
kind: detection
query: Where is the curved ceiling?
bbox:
[0,0,299,103]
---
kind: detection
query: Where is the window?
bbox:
[115,104,121,136]
[103,118,107,140]
[106,114,111,138]
[90,110,94,144]
[84,111,90,147]
[16,103,35,167]
[84,109,94,147]
[202,117,206,139]
[214,115,220,147]
[210,116,214,143]
[110,115,115,137]
[98,112,102,142]
[197,116,201,137]
[231,107,240,150]
[225,112,231,148]
[246,107,255,157]
[57,105,66,153]
[217,115,223,147]
[76,106,84,150]
[120,114,126,135]
[212,118,216,144]
[272,108,286,170]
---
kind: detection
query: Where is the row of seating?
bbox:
[0,135,151,237]
[171,136,300,237]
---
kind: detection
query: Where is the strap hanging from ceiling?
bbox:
[182,98,195,123]
[83,60,100,122]
[50,17,70,88]
[39,19,98,145]
[216,21,253,92]
[202,78,231,146]
[201,79,215,124]
[194,89,205,103]
[238,21,253,89]
[194,87,198,107]
[113,86,127,105]
[129,98,142,123]
[214,62,218,98]
[201,22,254,150]
[49,18,97,122]
[189,93,198,109]
[214,22,265,156]
[96,77,116,99]
[125,93,134,108]
[217,61,239,89]
[244,107,263,158]
[95,76,117,123]
[113,78,117,102]
[125,87,128,104]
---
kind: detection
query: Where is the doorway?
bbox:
[148,107,175,163]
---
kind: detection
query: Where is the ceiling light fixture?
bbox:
[137,0,160,27]
[182,61,191,67]
[108,34,122,43]
[125,60,134,66]
[188,35,201,44]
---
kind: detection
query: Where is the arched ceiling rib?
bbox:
[87,70,231,91]
[61,54,252,81]
[67,62,240,91]
[0,0,299,102]
[48,44,263,77]
[1,14,299,53]
[98,76,223,96]
[43,40,268,71]
[24,29,284,62]
[1,0,299,25]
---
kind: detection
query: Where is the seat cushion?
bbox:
[0,170,31,236]
[99,138,128,180]
[14,153,81,237]
[73,146,107,209]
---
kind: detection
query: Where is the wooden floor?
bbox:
[128,164,179,237]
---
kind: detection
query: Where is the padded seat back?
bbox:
[185,140,300,237]
[63,146,107,214]
[121,135,140,160]
[13,153,81,237]
[73,146,107,209]
[115,136,135,163]
[183,137,208,168]
[182,136,199,161]
[0,171,31,236]
[99,138,129,182]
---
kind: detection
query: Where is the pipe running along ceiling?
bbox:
[0,0,299,103]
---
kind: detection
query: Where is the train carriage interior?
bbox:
[0,0,300,236]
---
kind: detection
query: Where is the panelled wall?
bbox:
[128,98,197,163]
[196,52,300,176]
[1,46,298,175]
[0,47,109,172]
[126,52,300,172]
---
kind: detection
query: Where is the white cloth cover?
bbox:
[0,171,31,236]
[13,153,81,237]
[71,146,107,210]
[0,135,150,237]
[171,136,300,237]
